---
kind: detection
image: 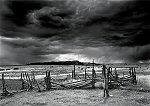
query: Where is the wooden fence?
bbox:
[0,64,137,98]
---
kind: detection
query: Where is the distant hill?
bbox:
[27,61,100,66]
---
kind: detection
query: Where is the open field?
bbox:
[0,64,150,106]
[1,89,150,106]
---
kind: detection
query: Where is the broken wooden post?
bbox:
[103,65,109,98]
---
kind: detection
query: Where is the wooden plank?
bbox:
[51,81,70,89]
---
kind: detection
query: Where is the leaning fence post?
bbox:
[103,65,109,98]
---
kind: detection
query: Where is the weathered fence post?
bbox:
[92,59,96,88]
[1,73,10,96]
[103,65,109,98]
[129,68,131,76]
[21,73,25,90]
[131,67,133,77]
[108,67,111,84]
[31,71,35,84]
[133,68,137,84]
[131,67,134,83]
[72,64,76,79]
[114,68,118,81]
[24,72,29,88]
[45,71,51,90]
[84,66,87,80]
[27,73,33,90]
[24,72,33,90]
[110,67,112,73]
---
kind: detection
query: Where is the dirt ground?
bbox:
[1,89,150,106]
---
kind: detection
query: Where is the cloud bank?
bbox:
[0,0,150,65]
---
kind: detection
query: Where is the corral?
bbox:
[0,61,138,98]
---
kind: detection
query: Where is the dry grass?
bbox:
[0,79,22,92]
[1,89,150,106]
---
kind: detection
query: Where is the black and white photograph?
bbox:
[0,0,150,106]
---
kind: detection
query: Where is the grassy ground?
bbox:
[0,79,22,92]
[1,89,150,106]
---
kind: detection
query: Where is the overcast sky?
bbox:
[0,0,150,65]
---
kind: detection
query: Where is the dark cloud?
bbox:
[28,7,73,28]
[0,37,73,64]
[76,44,150,63]
[1,0,52,26]
[1,0,150,64]
[2,0,150,46]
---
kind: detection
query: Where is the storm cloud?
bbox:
[0,0,150,65]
